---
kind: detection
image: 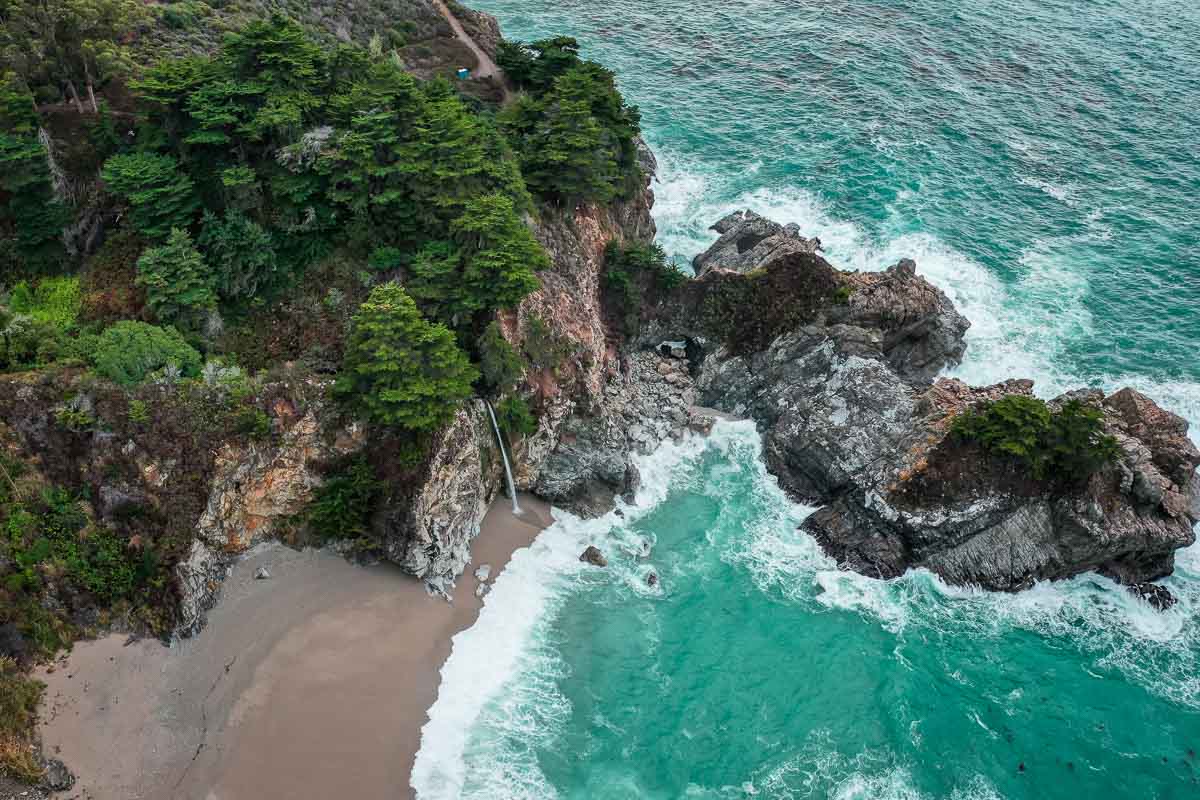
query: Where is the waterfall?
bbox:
[484,401,522,516]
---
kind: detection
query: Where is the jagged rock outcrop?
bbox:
[197,407,365,552]
[379,400,502,581]
[692,210,822,276]
[654,211,1198,602]
[532,352,712,516]
[802,381,1199,602]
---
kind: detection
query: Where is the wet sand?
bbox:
[36,494,553,800]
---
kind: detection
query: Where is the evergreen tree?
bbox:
[135,228,215,323]
[501,62,641,205]
[101,152,199,240]
[197,210,278,300]
[405,240,464,324]
[496,37,583,93]
[0,73,69,271]
[478,321,523,394]
[335,283,478,431]
[450,194,544,312]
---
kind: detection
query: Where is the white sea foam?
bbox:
[646,151,1200,711]
[648,148,1200,443]
[740,732,1003,800]
[416,150,1200,797]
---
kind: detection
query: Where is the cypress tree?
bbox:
[336,283,478,431]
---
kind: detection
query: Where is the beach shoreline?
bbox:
[34,494,552,800]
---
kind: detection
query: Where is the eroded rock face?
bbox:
[692,210,821,276]
[487,140,668,517]
[381,401,500,580]
[197,411,365,552]
[532,352,705,517]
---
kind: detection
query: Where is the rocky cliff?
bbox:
[648,210,1199,605]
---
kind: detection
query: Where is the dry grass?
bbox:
[0,657,44,783]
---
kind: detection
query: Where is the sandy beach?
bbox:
[34,494,552,800]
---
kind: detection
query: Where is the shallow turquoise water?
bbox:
[413,2,1200,797]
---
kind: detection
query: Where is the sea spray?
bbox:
[485,400,522,516]
[412,425,737,798]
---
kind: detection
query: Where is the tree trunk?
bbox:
[66,80,84,114]
[84,64,99,113]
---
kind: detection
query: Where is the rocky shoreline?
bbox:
[636,209,1199,608]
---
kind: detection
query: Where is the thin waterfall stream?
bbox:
[484,400,522,515]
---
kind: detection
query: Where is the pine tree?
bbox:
[336,283,478,431]
[451,194,545,312]
[135,228,215,323]
[478,321,523,394]
[101,152,199,240]
[197,210,278,300]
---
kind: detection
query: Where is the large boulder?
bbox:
[802,382,1200,594]
[692,210,821,276]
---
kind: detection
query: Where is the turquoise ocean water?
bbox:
[413,2,1200,797]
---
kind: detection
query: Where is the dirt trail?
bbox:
[433,0,501,79]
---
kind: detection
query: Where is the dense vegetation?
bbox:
[498,37,643,205]
[951,395,1120,482]
[0,4,649,782]
[602,241,687,335]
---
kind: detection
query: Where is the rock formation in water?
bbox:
[644,210,1199,606]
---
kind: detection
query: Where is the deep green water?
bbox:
[413,1,1200,797]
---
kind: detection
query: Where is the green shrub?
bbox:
[335,283,478,430]
[522,314,574,371]
[7,277,82,329]
[92,320,202,385]
[128,399,150,424]
[306,456,381,540]
[603,242,686,335]
[136,228,215,324]
[54,405,95,432]
[496,394,536,437]
[0,314,66,372]
[951,395,1120,482]
[232,405,272,439]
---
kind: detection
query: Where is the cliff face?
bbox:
[652,211,1199,605]
[368,144,661,576]
[0,368,362,636]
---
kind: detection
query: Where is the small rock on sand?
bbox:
[474,564,492,582]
